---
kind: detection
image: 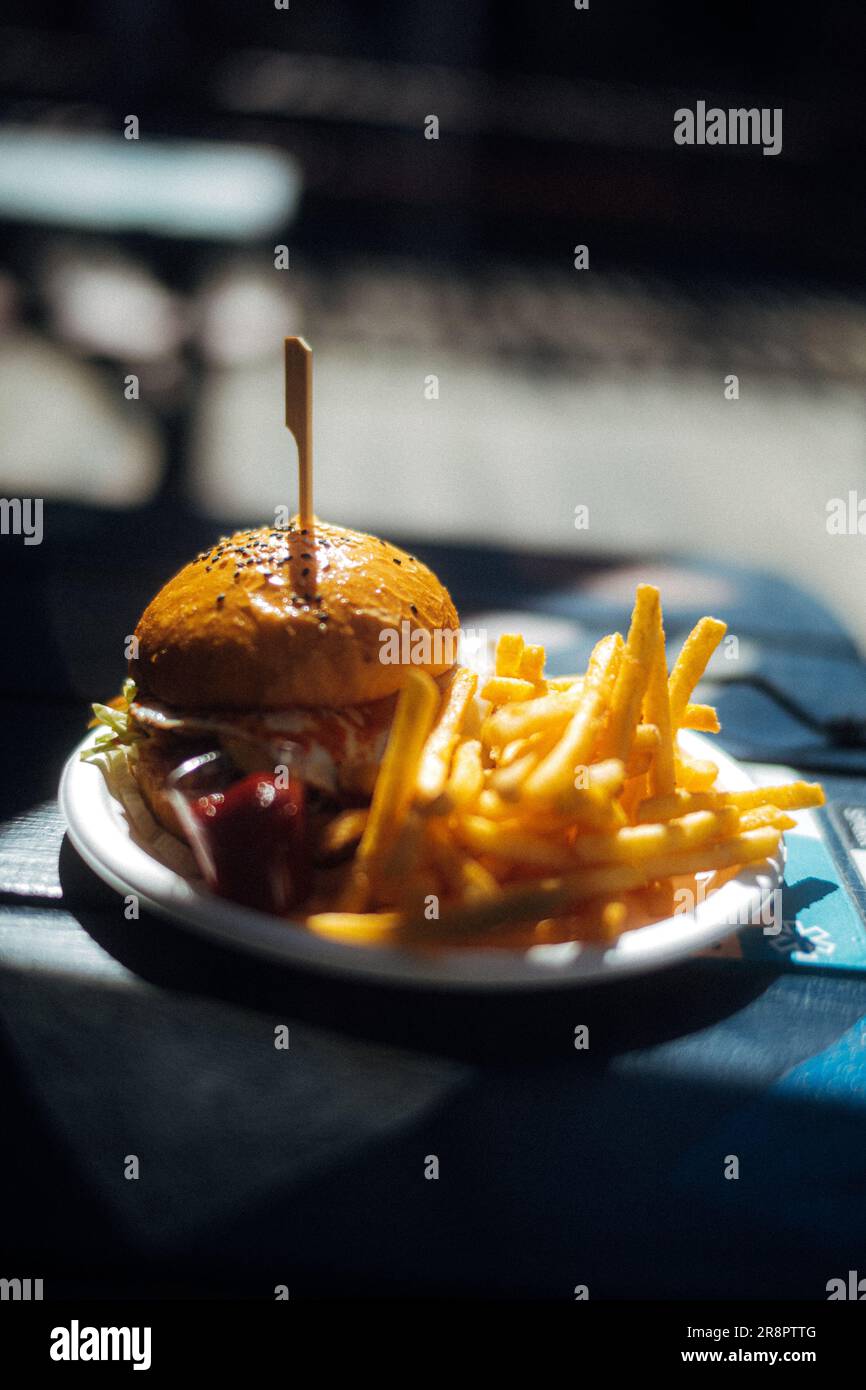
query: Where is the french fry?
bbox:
[524,632,622,802]
[579,757,627,795]
[416,667,478,803]
[498,729,558,768]
[489,750,544,800]
[455,815,586,871]
[729,783,825,813]
[480,786,576,823]
[632,722,661,751]
[442,738,484,809]
[495,633,524,677]
[567,807,741,865]
[675,750,719,792]
[480,675,537,704]
[477,779,624,832]
[635,789,696,821]
[624,723,660,779]
[682,702,721,733]
[491,737,568,797]
[643,610,676,797]
[493,730,561,789]
[518,644,546,683]
[342,669,439,909]
[460,693,485,741]
[426,820,499,900]
[668,616,726,725]
[636,780,825,823]
[553,825,782,905]
[739,806,796,832]
[305,910,404,943]
[498,737,531,768]
[318,807,368,860]
[596,586,660,762]
[483,690,579,749]
[536,757,627,823]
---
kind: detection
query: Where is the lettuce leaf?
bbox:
[80,678,140,763]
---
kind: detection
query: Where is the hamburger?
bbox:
[86,518,459,909]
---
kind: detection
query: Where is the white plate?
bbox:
[59,729,783,991]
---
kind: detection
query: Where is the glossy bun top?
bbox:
[129,519,459,709]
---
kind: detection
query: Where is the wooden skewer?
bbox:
[284,336,313,528]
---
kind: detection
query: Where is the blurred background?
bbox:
[1,0,865,685]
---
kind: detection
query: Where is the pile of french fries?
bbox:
[305,585,824,947]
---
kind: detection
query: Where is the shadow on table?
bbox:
[61,832,784,1063]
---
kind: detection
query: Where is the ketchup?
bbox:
[191,772,309,914]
